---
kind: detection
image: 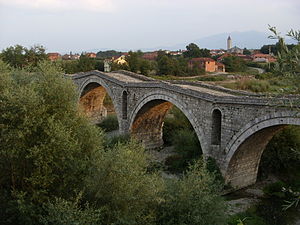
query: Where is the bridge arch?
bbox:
[224,111,300,189]
[78,77,121,125]
[129,92,208,154]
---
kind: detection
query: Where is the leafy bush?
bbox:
[222,56,247,72]
[259,126,300,185]
[104,133,131,149]
[40,196,103,225]
[0,60,104,224]
[162,106,193,145]
[263,181,287,198]
[157,160,227,225]
[85,140,164,225]
[197,75,227,81]
[97,114,119,132]
[224,79,271,93]
[0,60,104,202]
[227,211,267,225]
[206,157,225,184]
[165,129,202,173]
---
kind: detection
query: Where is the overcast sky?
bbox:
[0,0,299,53]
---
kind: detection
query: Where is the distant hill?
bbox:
[84,31,297,53]
[149,30,296,51]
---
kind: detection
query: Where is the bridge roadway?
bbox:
[69,70,300,190]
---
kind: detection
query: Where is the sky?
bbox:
[0,0,299,53]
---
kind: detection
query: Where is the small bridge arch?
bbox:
[129,91,208,154]
[224,111,300,189]
[78,76,121,125]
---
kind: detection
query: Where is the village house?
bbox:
[252,53,276,63]
[86,52,97,58]
[62,53,80,60]
[210,49,226,56]
[112,53,128,65]
[188,57,225,73]
[47,53,61,61]
[142,52,158,61]
[217,53,252,62]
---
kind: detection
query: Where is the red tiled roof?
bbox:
[190,57,215,62]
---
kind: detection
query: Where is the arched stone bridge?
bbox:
[68,70,300,190]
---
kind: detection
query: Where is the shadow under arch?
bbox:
[129,92,208,153]
[224,112,300,189]
[78,77,121,125]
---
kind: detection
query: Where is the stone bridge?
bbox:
[68,70,300,190]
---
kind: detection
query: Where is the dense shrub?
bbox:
[0,60,104,224]
[227,211,267,225]
[157,160,227,225]
[259,126,300,185]
[85,140,164,225]
[97,114,119,132]
[163,106,193,145]
[222,56,247,72]
[40,197,103,225]
[166,129,202,172]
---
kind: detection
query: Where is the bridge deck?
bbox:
[175,84,235,97]
[106,72,146,83]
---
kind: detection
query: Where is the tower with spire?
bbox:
[227,35,232,50]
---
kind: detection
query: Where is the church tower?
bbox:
[227,35,232,50]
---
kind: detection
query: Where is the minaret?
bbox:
[227,35,232,50]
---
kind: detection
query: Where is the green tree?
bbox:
[77,54,96,72]
[183,43,202,58]
[268,26,300,78]
[1,45,27,68]
[157,160,227,225]
[1,45,48,69]
[25,45,48,67]
[243,48,251,55]
[222,56,247,72]
[0,60,104,224]
[85,140,164,225]
[183,43,211,58]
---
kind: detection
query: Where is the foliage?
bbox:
[0,44,47,69]
[58,56,104,74]
[85,140,164,225]
[157,160,227,225]
[125,50,154,75]
[163,106,193,145]
[263,181,288,198]
[77,54,97,72]
[243,48,251,55]
[224,79,271,93]
[103,134,131,149]
[166,129,202,173]
[196,75,227,81]
[96,50,123,59]
[206,157,225,184]
[259,126,300,182]
[0,60,104,223]
[40,196,103,225]
[267,26,300,92]
[183,43,211,58]
[97,114,119,132]
[227,211,267,225]
[222,56,247,72]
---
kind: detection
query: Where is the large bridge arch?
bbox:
[224,111,300,189]
[129,92,208,153]
[78,77,122,125]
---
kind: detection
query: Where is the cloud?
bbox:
[0,0,116,12]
